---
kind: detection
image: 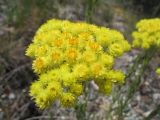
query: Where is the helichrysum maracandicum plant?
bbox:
[132,18,160,75]
[26,19,130,109]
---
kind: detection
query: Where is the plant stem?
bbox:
[106,86,121,120]
[106,51,147,120]
[117,47,157,120]
[75,102,87,120]
[144,104,160,120]
[75,1,99,119]
[85,0,98,23]
[125,47,156,103]
[125,50,146,79]
[75,82,90,120]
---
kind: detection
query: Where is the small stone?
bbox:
[153,93,160,100]
[1,94,6,99]
[136,95,141,101]
[139,84,151,95]
[143,110,152,117]
[0,111,4,120]
[22,89,27,93]
[9,93,15,99]
[144,81,149,85]
[141,95,152,104]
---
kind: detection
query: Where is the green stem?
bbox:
[75,82,90,120]
[106,86,121,120]
[75,1,99,119]
[125,47,156,103]
[75,102,87,120]
[85,0,98,23]
[125,50,146,79]
[117,46,157,120]
[106,50,147,120]
[144,104,160,120]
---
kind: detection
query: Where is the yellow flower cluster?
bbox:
[156,68,160,75]
[132,18,160,75]
[26,19,130,109]
[132,18,160,49]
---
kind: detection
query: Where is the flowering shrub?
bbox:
[132,18,160,75]
[26,19,130,109]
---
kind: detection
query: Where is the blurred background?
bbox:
[0,0,160,120]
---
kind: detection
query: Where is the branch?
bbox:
[0,63,31,83]
[25,115,72,120]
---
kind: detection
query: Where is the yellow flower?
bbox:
[65,48,78,62]
[47,81,62,98]
[60,93,76,107]
[69,83,83,96]
[30,81,42,97]
[105,70,125,84]
[96,80,112,95]
[132,18,160,48]
[142,42,150,49]
[68,37,79,46]
[73,63,89,80]
[51,51,61,61]
[96,27,112,47]
[25,44,37,58]
[62,72,76,87]
[120,41,131,52]
[32,57,46,74]
[156,68,160,75]
[78,32,93,41]
[49,50,63,66]
[99,53,114,68]
[132,39,141,48]
[59,65,76,86]
[90,62,106,78]
[35,91,52,109]
[87,41,102,51]
[35,45,48,57]
[82,51,97,63]
[108,43,123,57]
[53,38,64,48]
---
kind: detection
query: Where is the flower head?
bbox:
[26,19,130,109]
[132,18,160,49]
[156,68,160,75]
[60,93,76,107]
